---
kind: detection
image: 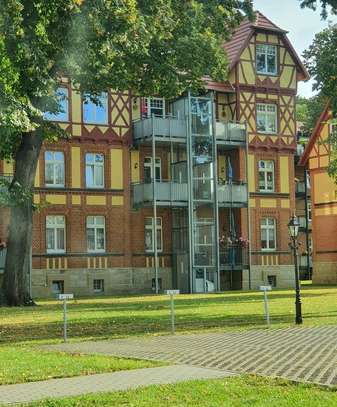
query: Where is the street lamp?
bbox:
[288,215,303,325]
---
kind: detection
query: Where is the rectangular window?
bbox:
[144,157,162,183]
[44,87,69,122]
[93,279,104,293]
[261,218,276,251]
[83,92,108,124]
[45,151,65,187]
[145,217,163,252]
[258,160,275,192]
[256,44,277,75]
[257,104,277,134]
[87,216,105,252]
[145,97,165,118]
[52,280,64,294]
[46,216,65,253]
[85,153,104,188]
[267,275,277,288]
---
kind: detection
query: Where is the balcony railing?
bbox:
[217,182,248,206]
[133,117,187,141]
[133,117,246,145]
[215,121,246,144]
[220,245,248,269]
[132,181,188,206]
[296,181,311,194]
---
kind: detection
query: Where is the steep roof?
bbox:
[224,11,309,81]
[299,102,331,166]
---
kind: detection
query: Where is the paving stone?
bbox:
[0,365,234,405]
[46,325,337,387]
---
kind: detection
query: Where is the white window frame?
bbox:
[45,151,65,187]
[46,215,66,254]
[44,87,69,122]
[257,103,277,134]
[256,44,277,75]
[144,157,162,182]
[85,153,105,188]
[145,97,165,118]
[261,218,276,252]
[145,217,163,253]
[258,160,275,192]
[83,92,108,124]
[87,216,106,253]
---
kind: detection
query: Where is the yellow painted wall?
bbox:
[248,154,255,192]
[71,89,82,123]
[111,196,124,206]
[46,194,66,205]
[86,195,106,205]
[3,160,13,175]
[72,195,81,205]
[34,160,40,187]
[71,147,81,188]
[279,156,289,193]
[130,150,140,183]
[110,149,123,189]
[314,172,337,204]
[281,199,290,209]
[260,198,277,208]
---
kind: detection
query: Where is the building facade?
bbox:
[300,104,337,284]
[0,12,309,297]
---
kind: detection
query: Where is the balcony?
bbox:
[296,181,311,195]
[217,182,248,207]
[220,246,249,270]
[215,122,246,146]
[132,181,188,207]
[133,117,246,146]
[133,117,187,144]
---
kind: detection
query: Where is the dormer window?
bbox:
[256,44,277,75]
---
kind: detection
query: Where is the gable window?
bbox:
[144,97,165,118]
[258,160,274,192]
[46,216,65,254]
[44,87,69,122]
[257,103,277,134]
[144,157,162,183]
[145,217,163,252]
[85,153,104,188]
[261,218,276,251]
[83,92,108,124]
[45,151,65,187]
[256,44,277,75]
[87,216,105,252]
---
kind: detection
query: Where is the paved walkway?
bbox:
[47,325,337,387]
[0,365,233,405]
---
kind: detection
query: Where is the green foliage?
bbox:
[296,94,327,136]
[299,0,337,18]
[303,26,337,112]
[0,0,254,162]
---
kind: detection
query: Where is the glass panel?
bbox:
[45,163,54,185]
[95,166,104,187]
[257,113,266,132]
[96,228,105,250]
[256,52,266,73]
[87,228,95,250]
[86,166,94,187]
[55,163,64,185]
[46,229,55,250]
[95,216,105,226]
[145,229,153,251]
[56,228,65,250]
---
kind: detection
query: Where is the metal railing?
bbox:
[133,117,246,144]
[215,121,246,144]
[217,182,248,205]
[132,181,188,206]
[219,245,248,268]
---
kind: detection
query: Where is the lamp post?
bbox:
[288,215,303,325]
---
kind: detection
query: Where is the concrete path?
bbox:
[0,365,234,405]
[47,325,337,387]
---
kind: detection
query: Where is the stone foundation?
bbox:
[243,265,296,290]
[312,262,337,284]
[32,267,173,298]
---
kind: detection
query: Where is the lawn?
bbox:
[20,376,337,407]
[0,285,336,386]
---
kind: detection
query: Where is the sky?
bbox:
[253,0,337,98]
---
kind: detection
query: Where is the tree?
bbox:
[296,94,328,136]
[299,0,337,18]
[0,0,254,305]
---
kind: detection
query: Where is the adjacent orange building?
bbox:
[300,104,337,284]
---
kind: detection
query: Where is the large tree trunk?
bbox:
[2,132,42,306]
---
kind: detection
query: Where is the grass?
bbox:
[20,376,337,406]
[1,284,336,386]
[0,346,160,385]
